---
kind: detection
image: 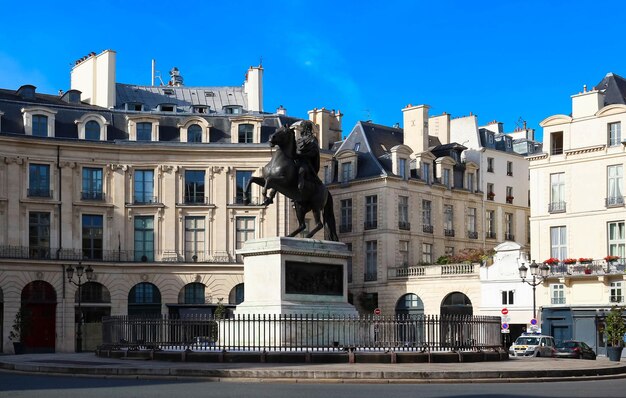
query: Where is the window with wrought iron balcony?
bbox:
[548,201,566,213]
[486,231,496,239]
[398,221,411,231]
[185,194,208,205]
[81,190,104,201]
[444,229,455,237]
[423,224,433,233]
[364,272,377,282]
[610,295,624,303]
[27,188,52,198]
[364,220,378,230]
[606,196,625,208]
[468,231,478,239]
[339,223,352,233]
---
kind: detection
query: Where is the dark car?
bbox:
[555,340,596,359]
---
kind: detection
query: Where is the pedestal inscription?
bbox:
[285,261,342,296]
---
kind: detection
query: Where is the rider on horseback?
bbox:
[293,120,322,193]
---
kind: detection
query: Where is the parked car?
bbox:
[508,333,556,357]
[555,340,596,360]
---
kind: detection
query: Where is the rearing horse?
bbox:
[244,125,339,241]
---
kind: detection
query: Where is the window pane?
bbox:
[137,122,152,141]
[85,120,100,140]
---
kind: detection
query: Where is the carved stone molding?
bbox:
[4,157,24,165]
[59,161,77,169]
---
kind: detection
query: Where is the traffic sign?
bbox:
[374,308,381,315]
[530,318,537,325]
[501,323,509,330]
[501,316,511,323]
[501,308,509,315]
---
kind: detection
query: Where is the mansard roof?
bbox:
[115,84,248,113]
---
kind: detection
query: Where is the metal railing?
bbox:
[606,196,625,207]
[398,221,411,231]
[485,232,496,239]
[81,191,104,201]
[444,229,455,237]
[548,201,566,213]
[423,225,434,233]
[548,259,625,276]
[27,188,52,198]
[364,221,378,230]
[467,231,478,239]
[551,297,566,305]
[100,314,502,353]
[339,224,352,233]
[364,272,378,282]
[182,195,210,205]
[132,196,159,205]
[0,246,237,263]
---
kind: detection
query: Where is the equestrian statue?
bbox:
[244,121,339,241]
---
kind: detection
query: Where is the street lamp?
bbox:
[66,262,94,353]
[518,260,549,323]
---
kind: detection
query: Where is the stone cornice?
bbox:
[564,144,606,156]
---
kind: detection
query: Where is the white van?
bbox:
[509,333,556,357]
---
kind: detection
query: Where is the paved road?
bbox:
[3,372,626,398]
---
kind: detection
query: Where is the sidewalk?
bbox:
[2,353,626,383]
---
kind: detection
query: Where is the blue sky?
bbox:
[0,1,623,141]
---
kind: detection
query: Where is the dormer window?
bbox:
[194,106,208,114]
[162,88,175,95]
[21,107,57,137]
[137,122,152,141]
[127,115,159,141]
[85,121,100,140]
[238,124,254,143]
[224,105,243,115]
[75,113,108,141]
[488,134,494,144]
[126,103,144,111]
[354,142,361,151]
[159,104,175,112]
[204,91,215,97]
[16,85,36,100]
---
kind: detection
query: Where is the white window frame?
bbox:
[22,107,57,137]
[75,113,109,140]
[608,221,625,259]
[550,226,567,260]
[551,284,565,304]
[609,122,622,147]
[608,165,623,202]
[127,115,160,141]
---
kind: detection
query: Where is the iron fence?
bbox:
[100,314,502,353]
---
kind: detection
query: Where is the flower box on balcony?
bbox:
[544,257,559,266]
[563,258,577,265]
[579,257,593,264]
[605,255,620,263]
[487,192,495,200]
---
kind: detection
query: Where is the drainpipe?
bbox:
[56,146,62,259]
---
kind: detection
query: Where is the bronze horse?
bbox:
[244,125,339,241]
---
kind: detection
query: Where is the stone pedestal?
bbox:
[234,237,357,317]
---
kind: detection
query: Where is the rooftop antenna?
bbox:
[515,117,526,131]
[151,59,165,86]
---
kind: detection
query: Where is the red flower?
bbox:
[544,257,559,265]
[563,258,577,264]
[605,255,620,262]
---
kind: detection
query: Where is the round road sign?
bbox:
[501,308,509,315]
[374,308,381,315]
[502,323,509,330]
[530,318,537,325]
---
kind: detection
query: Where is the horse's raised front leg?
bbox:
[245,176,265,205]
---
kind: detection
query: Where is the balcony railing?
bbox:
[81,191,104,201]
[27,188,52,198]
[610,295,625,303]
[339,224,352,233]
[183,195,210,205]
[0,246,237,263]
[486,232,496,239]
[548,259,625,276]
[467,231,478,239]
[606,196,625,208]
[398,221,411,231]
[423,225,433,233]
[389,262,478,280]
[364,272,378,282]
[364,221,378,230]
[444,229,455,237]
[548,201,566,213]
[133,196,159,205]
[551,297,566,305]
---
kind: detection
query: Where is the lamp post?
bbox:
[518,260,550,323]
[66,262,94,353]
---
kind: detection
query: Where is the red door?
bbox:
[23,303,56,352]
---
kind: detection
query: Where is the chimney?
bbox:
[70,49,116,108]
[428,112,450,145]
[402,104,430,153]
[308,108,343,150]
[244,65,263,112]
[276,105,287,115]
[571,88,604,119]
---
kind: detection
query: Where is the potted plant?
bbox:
[605,255,620,264]
[579,257,593,264]
[543,258,559,266]
[563,258,577,265]
[8,307,31,355]
[605,306,626,361]
[487,192,495,200]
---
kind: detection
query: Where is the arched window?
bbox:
[229,283,244,305]
[179,283,205,304]
[75,282,111,303]
[128,282,161,317]
[85,120,100,140]
[187,124,202,143]
[395,293,424,317]
[440,292,473,317]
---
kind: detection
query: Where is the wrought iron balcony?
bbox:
[364,272,378,282]
[81,191,104,201]
[444,229,455,237]
[423,224,434,233]
[467,231,478,239]
[551,297,566,305]
[398,221,411,231]
[183,195,209,205]
[486,232,497,239]
[133,196,159,205]
[364,221,378,230]
[548,201,566,213]
[339,224,352,233]
[610,295,625,303]
[27,188,52,198]
[606,196,625,208]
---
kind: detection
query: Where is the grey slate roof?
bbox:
[115,84,248,113]
[595,72,626,106]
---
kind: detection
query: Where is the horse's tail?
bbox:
[323,191,339,241]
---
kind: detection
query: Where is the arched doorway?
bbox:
[440,292,473,317]
[75,282,111,351]
[22,281,57,353]
[440,292,473,348]
[395,293,425,345]
[128,282,161,317]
